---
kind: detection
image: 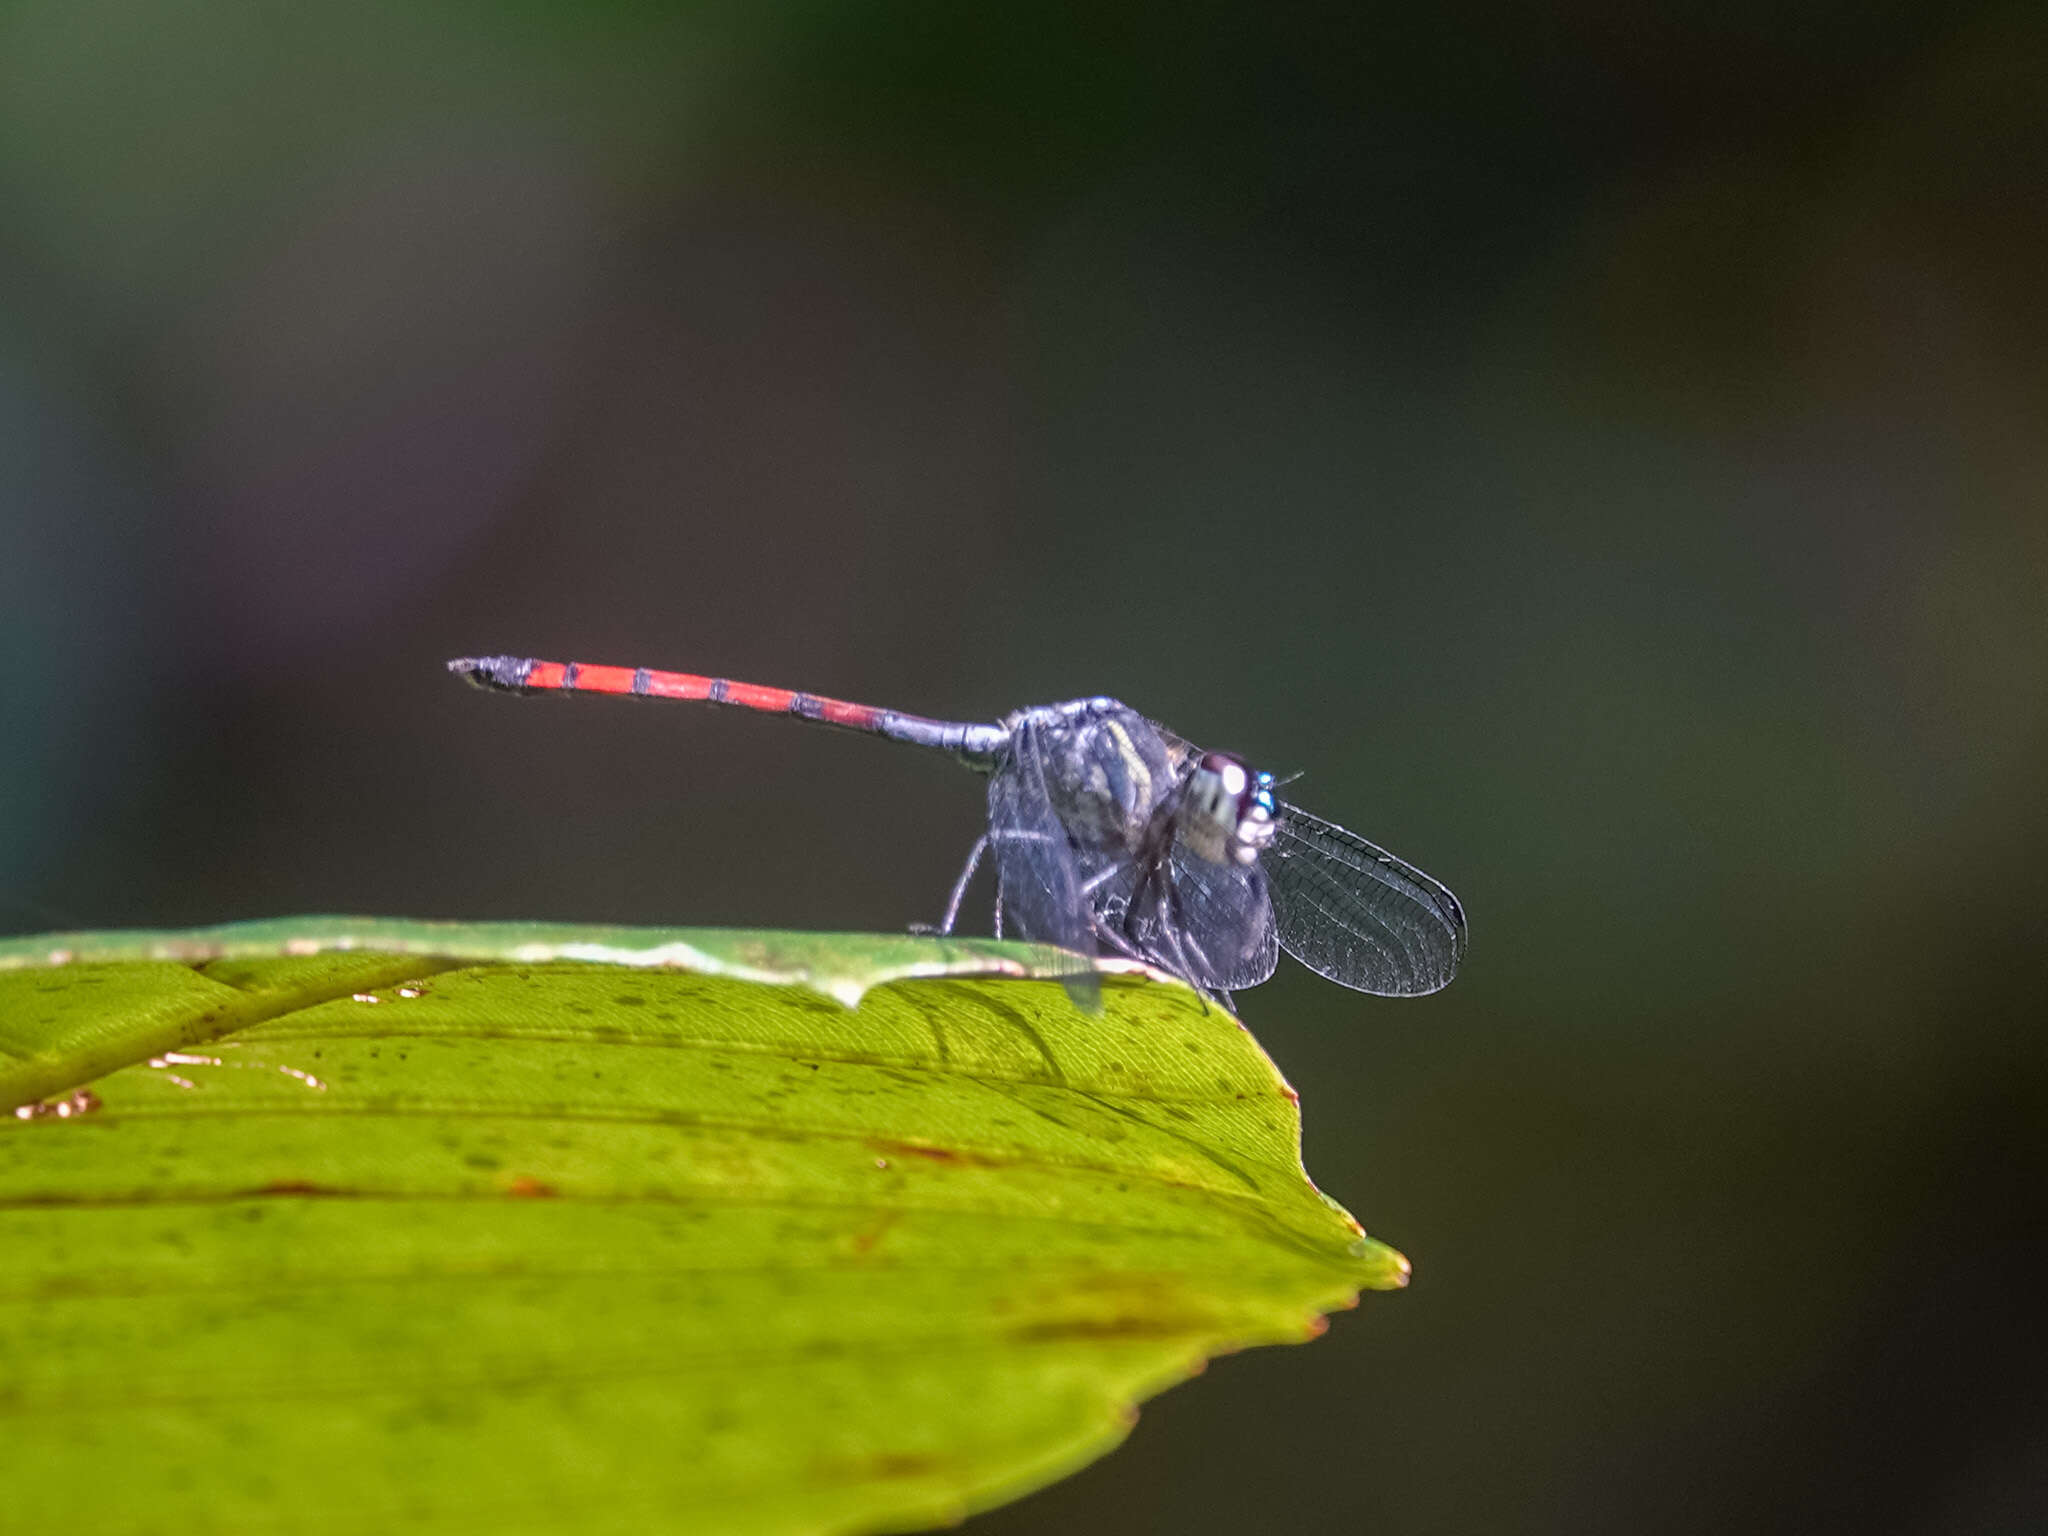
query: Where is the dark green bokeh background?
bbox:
[4,4,2043,1531]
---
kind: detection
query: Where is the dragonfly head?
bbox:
[1182,752,1279,866]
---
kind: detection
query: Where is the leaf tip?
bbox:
[1350,1235,1413,1290]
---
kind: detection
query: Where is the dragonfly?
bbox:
[449,654,1466,1010]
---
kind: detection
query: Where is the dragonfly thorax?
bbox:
[1009,699,1178,851]
[1180,752,1278,867]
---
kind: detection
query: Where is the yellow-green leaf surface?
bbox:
[0,918,1406,1535]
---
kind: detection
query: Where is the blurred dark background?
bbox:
[4,2,2044,1530]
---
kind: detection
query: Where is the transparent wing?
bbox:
[1164,848,1279,991]
[1145,720,1203,774]
[1265,803,1466,995]
[988,720,1101,1010]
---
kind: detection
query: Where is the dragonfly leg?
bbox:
[935,835,990,937]
[1090,882,1217,1008]
[1154,900,1207,1006]
[1088,911,1147,962]
[1163,875,1219,977]
[1079,864,1123,897]
[1143,870,1224,1012]
[974,827,1064,941]
[1099,855,1172,967]
[927,828,1043,938]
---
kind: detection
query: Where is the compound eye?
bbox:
[1198,751,1249,800]
[1251,770,1277,817]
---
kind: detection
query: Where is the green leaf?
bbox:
[0,918,1406,1535]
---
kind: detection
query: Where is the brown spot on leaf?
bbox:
[1009,1315,1199,1343]
[813,1451,945,1482]
[506,1175,558,1199]
[848,1210,902,1257]
[866,1453,941,1478]
[865,1138,1009,1168]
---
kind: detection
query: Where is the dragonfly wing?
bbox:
[1265,803,1466,995]
[989,720,1101,1009]
[1164,848,1280,991]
